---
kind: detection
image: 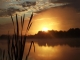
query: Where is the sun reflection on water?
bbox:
[39,43,54,55]
[24,42,60,59]
[23,42,80,60]
[0,40,80,60]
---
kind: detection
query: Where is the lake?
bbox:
[0,38,80,60]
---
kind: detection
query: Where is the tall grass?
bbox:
[3,13,35,60]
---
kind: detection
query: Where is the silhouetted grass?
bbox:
[3,13,35,60]
[2,50,5,60]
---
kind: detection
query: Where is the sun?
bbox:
[42,27,49,32]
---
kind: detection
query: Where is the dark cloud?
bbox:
[0,0,68,17]
[22,1,36,7]
[0,1,36,17]
[0,1,37,17]
[0,7,23,17]
[50,0,80,12]
[51,0,80,3]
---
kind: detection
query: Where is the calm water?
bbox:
[0,38,80,60]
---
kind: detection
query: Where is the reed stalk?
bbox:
[3,13,35,60]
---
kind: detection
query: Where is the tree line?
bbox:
[0,28,80,39]
[28,28,80,38]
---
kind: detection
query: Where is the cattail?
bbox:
[6,13,35,60]
[3,50,5,60]
[27,13,33,30]
[16,14,19,37]
[22,14,25,27]
[27,23,32,31]
[11,15,16,34]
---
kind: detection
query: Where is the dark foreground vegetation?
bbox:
[0,13,35,60]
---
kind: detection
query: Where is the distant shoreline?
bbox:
[0,38,80,47]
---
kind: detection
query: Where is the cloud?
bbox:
[50,0,80,12]
[0,7,24,17]
[22,1,36,7]
[51,0,80,3]
[0,0,67,17]
[0,1,36,17]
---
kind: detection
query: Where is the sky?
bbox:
[0,0,80,35]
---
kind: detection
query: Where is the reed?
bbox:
[3,13,35,60]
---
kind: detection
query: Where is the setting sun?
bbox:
[42,27,49,32]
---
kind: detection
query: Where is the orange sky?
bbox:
[27,7,80,35]
[0,7,80,35]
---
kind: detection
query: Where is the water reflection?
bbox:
[0,39,80,60]
[24,42,80,60]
